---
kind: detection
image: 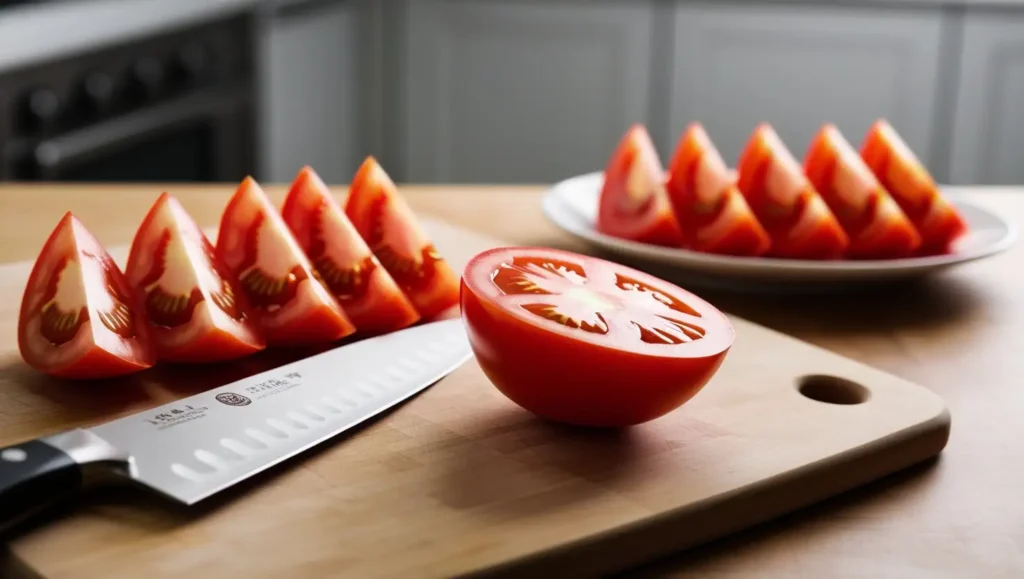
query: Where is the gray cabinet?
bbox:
[949,10,1024,186]
[669,2,945,173]
[391,0,657,183]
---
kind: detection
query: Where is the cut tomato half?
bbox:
[735,123,849,259]
[345,156,460,320]
[804,124,921,259]
[860,119,968,254]
[461,247,734,427]
[281,166,421,334]
[596,124,685,247]
[215,177,355,345]
[124,193,265,363]
[18,213,155,379]
[665,123,771,256]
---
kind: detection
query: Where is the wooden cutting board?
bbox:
[0,217,950,579]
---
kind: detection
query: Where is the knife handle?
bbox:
[0,429,131,536]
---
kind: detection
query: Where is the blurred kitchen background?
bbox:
[0,0,1020,188]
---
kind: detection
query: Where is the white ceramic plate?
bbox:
[541,171,1018,292]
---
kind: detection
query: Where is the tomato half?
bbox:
[18,213,155,379]
[461,247,734,427]
[345,156,460,320]
[804,124,921,259]
[281,166,421,334]
[860,119,968,254]
[665,123,771,256]
[735,123,849,259]
[124,193,265,363]
[596,124,685,247]
[215,177,355,346]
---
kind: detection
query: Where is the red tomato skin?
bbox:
[860,120,968,254]
[804,124,921,259]
[665,123,771,256]
[280,166,421,335]
[18,213,155,379]
[596,124,685,247]
[345,156,460,321]
[125,193,265,363]
[735,123,849,259]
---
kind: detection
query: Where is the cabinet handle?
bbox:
[267,0,347,20]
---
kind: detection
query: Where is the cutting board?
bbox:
[0,217,950,579]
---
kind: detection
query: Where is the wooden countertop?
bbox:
[1,181,1023,578]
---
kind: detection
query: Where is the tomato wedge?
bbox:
[281,166,421,334]
[596,124,685,247]
[124,193,265,363]
[18,213,155,379]
[860,119,968,254]
[804,124,921,259]
[461,247,734,427]
[736,123,849,259]
[215,177,355,346]
[345,156,460,320]
[665,123,771,256]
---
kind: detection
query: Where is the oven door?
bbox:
[3,87,253,183]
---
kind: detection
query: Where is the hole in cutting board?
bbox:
[796,375,870,405]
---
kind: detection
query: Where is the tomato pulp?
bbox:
[281,166,421,334]
[18,213,155,379]
[461,247,734,427]
[125,193,266,362]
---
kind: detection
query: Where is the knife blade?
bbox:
[0,318,472,535]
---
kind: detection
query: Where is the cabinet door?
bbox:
[949,11,1024,185]
[669,2,944,173]
[395,0,656,183]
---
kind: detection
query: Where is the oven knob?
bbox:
[172,41,209,83]
[17,87,60,132]
[80,71,115,114]
[128,57,165,100]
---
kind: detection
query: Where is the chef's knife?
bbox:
[0,318,472,535]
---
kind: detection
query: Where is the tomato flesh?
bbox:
[804,124,921,259]
[736,123,849,259]
[18,213,155,379]
[596,125,685,247]
[215,177,355,345]
[666,123,771,256]
[281,166,421,334]
[461,247,733,427]
[860,119,968,254]
[345,156,460,320]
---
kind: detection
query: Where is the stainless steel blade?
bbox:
[87,318,472,505]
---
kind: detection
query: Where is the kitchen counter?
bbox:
[0,180,1022,577]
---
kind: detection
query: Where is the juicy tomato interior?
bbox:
[125,193,265,363]
[735,123,849,259]
[345,156,460,320]
[281,166,421,334]
[215,177,355,345]
[596,124,685,247]
[860,119,967,254]
[665,123,771,256]
[461,247,734,427]
[804,124,921,259]
[18,213,155,379]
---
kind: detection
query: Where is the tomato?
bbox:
[860,119,968,254]
[345,156,460,320]
[123,193,265,363]
[735,123,849,259]
[460,247,734,427]
[596,124,685,247]
[215,177,356,346]
[665,123,771,256]
[281,166,421,334]
[804,124,921,259]
[18,213,155,379]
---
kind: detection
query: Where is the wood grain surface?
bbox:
[0,182,1020,578]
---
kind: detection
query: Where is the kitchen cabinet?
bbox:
[949,9,1024,186]
[669,2,945,175]
[390,0,658,184]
